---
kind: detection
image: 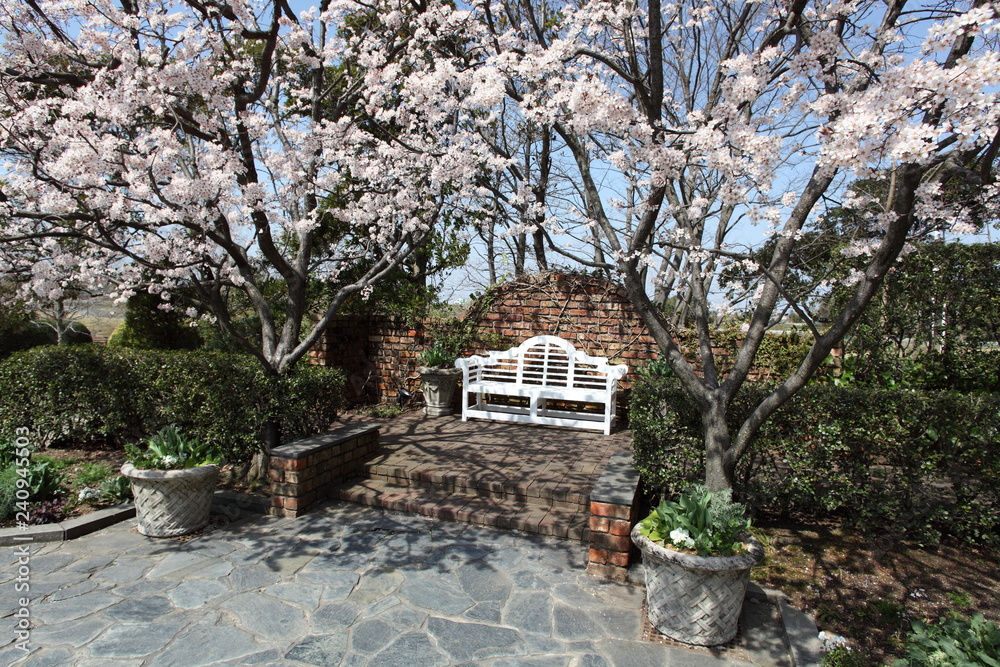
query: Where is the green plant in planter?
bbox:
[420,341,459,369]
[638,485,751,557]
[124,425,222,470]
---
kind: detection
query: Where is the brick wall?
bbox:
[311,271,830,404]
[586,451,643,581]
[311,315,427,403]
[466,273,654,384]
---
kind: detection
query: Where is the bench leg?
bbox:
[604,396,614,435]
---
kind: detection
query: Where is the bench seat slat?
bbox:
[467,381,614,404]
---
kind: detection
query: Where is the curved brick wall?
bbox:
[311,271,829,404]
[466,272,654,372]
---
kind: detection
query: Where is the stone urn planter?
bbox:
[631,525,764,646]
[121,462,220,537]
[418,366,462,417]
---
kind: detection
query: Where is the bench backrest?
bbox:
[458,335,626,389]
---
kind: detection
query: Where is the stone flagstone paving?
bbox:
[0,501,757,666]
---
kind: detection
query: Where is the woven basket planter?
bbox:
[121,463,220,537]
[631,525,764,646]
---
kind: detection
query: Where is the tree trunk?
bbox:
[702,397,735,492]
[242,418,280,485]
[263,417,280,450]
[532,229,548,271]
[485,214,497,285]
[246,450,270,486]
[55,299,68,345]
[514,232,527,276]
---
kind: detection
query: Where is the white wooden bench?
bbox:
[454,336,628,435]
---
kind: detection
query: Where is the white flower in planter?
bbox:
[669,528,695,549]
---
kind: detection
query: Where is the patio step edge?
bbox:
[359,464,589,511]
[336,477,590,542]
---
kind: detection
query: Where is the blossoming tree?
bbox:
[473,0,999,489]
[0,0,490,378]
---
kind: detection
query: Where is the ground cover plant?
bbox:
[893,612,1000,666]
[0,440,131,527]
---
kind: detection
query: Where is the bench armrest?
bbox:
[454,355,488,371]
[455,355,490,385]
[608,363,628,382]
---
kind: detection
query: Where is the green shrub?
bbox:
[0,345,149,447]
[107,292,201,350]
[37,322,93,346]
[145,351,266,462]
[629,377,710,493]
[105,322,127,347]
[909,347,1000,394]
[147,352,347,462]
[630,378,1000,545]
[0,309,51,359]
[275,364,351,442]
[0,347,346,464]
[893,613,1000,667]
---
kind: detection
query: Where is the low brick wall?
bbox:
[269,424,379,518]
[587,451,643,581]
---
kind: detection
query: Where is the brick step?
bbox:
[336,477,591,542]
[359,462,589,512]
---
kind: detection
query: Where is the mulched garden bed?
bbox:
[752,514,1000,664]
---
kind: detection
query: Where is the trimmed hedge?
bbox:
[631,378,1000,545]
[0,317,91,359]
[0,346,346,464]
